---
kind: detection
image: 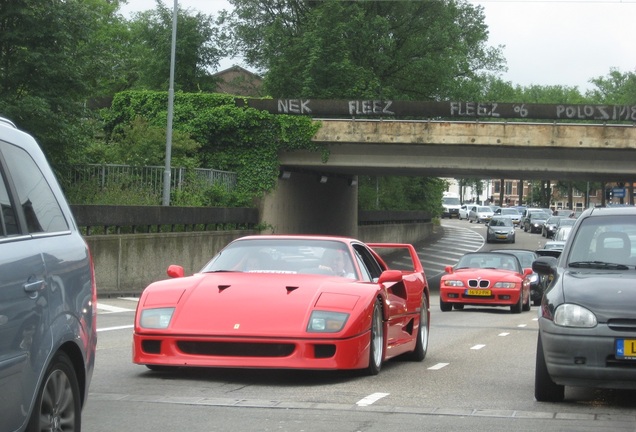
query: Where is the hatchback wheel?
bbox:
[28,352,81,432]
[535,334,565,402]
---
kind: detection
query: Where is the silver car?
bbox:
[0,118,97,431]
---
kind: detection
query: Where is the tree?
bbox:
[224,0,505,99]
[586,68,636,105]
[0,0,122,164]
[127,1,225,92]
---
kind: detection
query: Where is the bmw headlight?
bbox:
[494,282,516,288]
[307,311,349,333]
[444,280,465,287]
[554,304,597,328]
[140,308,175,329]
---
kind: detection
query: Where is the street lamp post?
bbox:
[162,0,178,206]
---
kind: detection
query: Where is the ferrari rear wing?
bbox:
[367,243,424,274]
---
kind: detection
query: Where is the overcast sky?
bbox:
[120,0,636,92]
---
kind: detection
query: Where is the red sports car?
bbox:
[133,235,430,375]
[440,252,532,313]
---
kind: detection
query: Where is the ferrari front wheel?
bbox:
[366,299,384,375]
[408,296,429,361]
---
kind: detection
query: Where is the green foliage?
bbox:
[63,176,161,206]
[586,68,636,105]
[0,0,122,165]
[102,91,322,201]
[126,3,225,92]
[358,176,446,216]
[226,0,506,100]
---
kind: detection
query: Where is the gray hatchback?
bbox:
[0,118,97,431]
[533,206,636,402]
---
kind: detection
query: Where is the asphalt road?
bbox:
[85,220,636,431]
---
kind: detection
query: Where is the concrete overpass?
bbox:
[245,99,636,235]
[281,119,636,182]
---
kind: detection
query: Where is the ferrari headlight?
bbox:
[444,280,464,287]
[307,311,349,333]
[554,304,597,328]
[140,308,175,329]
[494,282,516,288]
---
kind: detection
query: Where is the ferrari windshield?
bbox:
[201,238,357,278]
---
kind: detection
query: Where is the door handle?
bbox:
[23,279,46,293]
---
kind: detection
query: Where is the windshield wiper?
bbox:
[569,261,629,270]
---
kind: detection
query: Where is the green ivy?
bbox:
[101,91,324,202]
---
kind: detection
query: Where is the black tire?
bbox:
[535,334,565,402]
[407,296,429,361]
[510,293,523,313]
[27,352,81,432]
[522,291,531,311]
[366,299,384,375]
[440,298,452,312]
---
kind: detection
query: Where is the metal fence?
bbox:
[62,164,237,194]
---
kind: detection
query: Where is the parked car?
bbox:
[523,211,550,233]
[133,235,430,375]
[468,205,494,224]
[494,207,522,226]
[440,252,532,313]
[533,206,636,402]
[492,249,547,306]
[541,215,566,238]
[458,204,470,220]
[0,117,97,431]
[486,216,516,243]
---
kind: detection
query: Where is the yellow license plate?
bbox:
[616,339,636,359]
[466,289,491,296]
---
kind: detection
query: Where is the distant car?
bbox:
[494,207,522,226]
[468,205,494,224]
[533,206,636,402]
[523,211,550,233]
[555,217,576,231]
[0,117,97,431]
[458,204,470,220]
[486,216,516,243]
[520,208,547,228]
[440,252,532,313]
[133,235,430,376]
[541,225,573,252]
[492,249,547,306]
[541,216,566,238]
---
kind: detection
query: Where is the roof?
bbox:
[212,65,263,97]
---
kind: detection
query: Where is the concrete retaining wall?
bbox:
[89,223,434,296]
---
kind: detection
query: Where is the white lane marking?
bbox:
[428,363,449,370]
[499,332,510,337]
[517,324,527,328]
[120,297,140,303]
[97,303,135,313]
[97,325,134,333]
[356,392,390,407]
[471,344,486,350]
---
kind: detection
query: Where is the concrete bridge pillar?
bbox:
[257,171,358,236]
